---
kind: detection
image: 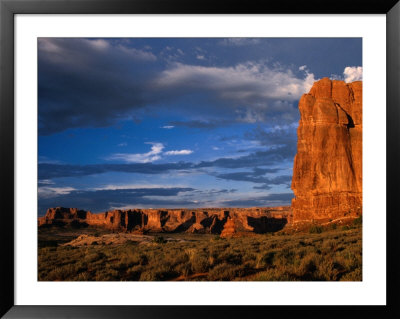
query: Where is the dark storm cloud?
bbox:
[38,38,161,135]
[222,193,294,207]
[245,124,298,148]
[38,162,194,179]
[196,145,295,169]
[189,188,238,195]
[169,120,228,129]
[219,38,261,46]
[39,38,311,135]
[38,187,195,215]
[215,169,292,190]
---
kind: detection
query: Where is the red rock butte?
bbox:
[291,77,362,223]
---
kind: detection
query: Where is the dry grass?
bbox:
[38,224,362,281]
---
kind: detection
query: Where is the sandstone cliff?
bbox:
[291,78,362,223]
[38,206,291,235]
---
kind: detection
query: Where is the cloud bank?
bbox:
[39,38,315,135]
[38,187,196,214]
[343,66,362,83]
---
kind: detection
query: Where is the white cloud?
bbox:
[299,65,307,71]
[343,66,362,83]
[91,183,186,191]
[108,143,193,162]
[220,38,261,46]
[38,156,62,164]
[38,186,76,198]
[108,142,164,163]
[117,45,157,61]
[330,73,343,81]
[196,55,205,60]
[117,142,127,147]
[38,179,55,185]
[164,150,193,156]
[38,38,157,67]
[160,46,186,62]
[161,125,174,129]
[38,38,62,53]
[237,109,265,123]
[155,62,316,103]
[86,39,110,50]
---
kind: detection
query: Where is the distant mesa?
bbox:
[291,78,362,223]
[38,206,290,236]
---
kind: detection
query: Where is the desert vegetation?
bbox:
[38,220,361,281]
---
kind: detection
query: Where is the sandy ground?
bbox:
[61,233,186,246]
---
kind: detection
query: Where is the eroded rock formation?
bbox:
[38,206,291,235]
[291,78,362,223]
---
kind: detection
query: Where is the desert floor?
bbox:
[38,219,362,281]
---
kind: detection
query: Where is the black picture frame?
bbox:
[1,0,399,318]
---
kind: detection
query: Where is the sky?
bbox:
[38,38,362,215]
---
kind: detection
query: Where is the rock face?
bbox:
[38,206,291,235]
[38,207,89,227]
[291,78,362,223]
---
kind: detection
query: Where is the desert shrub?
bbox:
[137,254,148,265]
[329,223,337,230]
[75,272,92,281]
[309,225,323,234]
[208,263,245,281]
[219,252,242,266]
[116,251,145,269]
[39,247,57,255]
[335,251,361,272]
[174,262,191,277]
[252,268,293,281]
[256,251,276,268]
[153,236,167,244]
[296,253,319,279]
[322,239,336,251]
[46,263,83,281]
[241,252,257,268]
[162,250,188,268]
[95,268,119,281]
[275,248,296,267]
[126,265,143,280]
[340,268,362,281]
[138,270,155,281]
[298,240,306,247]
[316,257,341,280]
[189,251,210,273]
[139,267,179,281]
[85,252,105,263]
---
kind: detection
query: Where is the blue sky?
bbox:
[38,38,362,215]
